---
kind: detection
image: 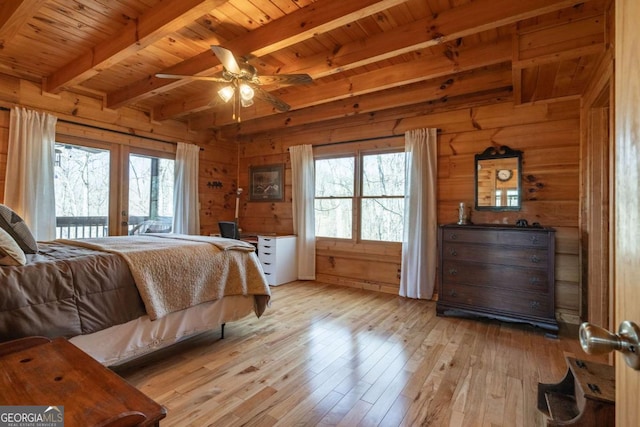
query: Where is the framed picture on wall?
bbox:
[249,164,284,201]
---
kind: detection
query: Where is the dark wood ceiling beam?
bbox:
[43,0,230,93]
[106,0,410,109]
[0,0,46,48]
[159,37,511,124]
[211,65,513,138]
[277,0,595,78]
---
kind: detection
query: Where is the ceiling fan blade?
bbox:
[211,45,241,75]
[253,87,291,112]
[155,73,229,83]
[256,74,313,86]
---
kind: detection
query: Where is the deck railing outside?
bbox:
[55,216,161,239]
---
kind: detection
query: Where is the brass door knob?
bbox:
[579,321,640,370]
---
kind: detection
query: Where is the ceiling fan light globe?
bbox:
[218,86,234,103]
[241,97,254,107]
[239,83,254,101]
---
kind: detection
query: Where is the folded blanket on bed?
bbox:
[56,234,270,321]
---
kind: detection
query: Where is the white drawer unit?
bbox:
[257,235,297,286]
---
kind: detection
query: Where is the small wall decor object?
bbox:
[249,164,284,201]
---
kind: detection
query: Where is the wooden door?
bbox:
[614,0,640,424]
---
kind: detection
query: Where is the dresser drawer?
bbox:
[258,249,277,264]
[441,227,549,248]
[441,260,549,293]
[258,236,278,253]
[442,242,549,269]
[439,283,553,318]
[261,262,275,277]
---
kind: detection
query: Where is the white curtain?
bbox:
[290,144,316,280]
[400,128,438,299]
[4,107,58,241]
[172,142,200,235]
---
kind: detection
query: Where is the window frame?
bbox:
[314,146,405,243]
[55,132,176,236]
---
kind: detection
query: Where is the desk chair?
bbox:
[218,221,239,239]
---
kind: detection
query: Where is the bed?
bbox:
[0,233,271,366]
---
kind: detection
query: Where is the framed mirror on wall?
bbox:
[475,145,523,211]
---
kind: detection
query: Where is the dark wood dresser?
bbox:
[437,224,558,334]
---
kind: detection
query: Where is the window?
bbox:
[315,157,354,238]
[128,154,174,233]
[53,136,175,237]
[361,151,405,241]
[315,150,405,242]
[54,143,110,238]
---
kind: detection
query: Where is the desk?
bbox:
[0,337,166,427]
[257,235,297,286]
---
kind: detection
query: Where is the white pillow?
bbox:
[0,226,26,266]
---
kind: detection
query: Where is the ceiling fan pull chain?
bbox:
[232,85,237,121]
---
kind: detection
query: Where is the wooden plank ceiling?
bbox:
[0,0,606,137]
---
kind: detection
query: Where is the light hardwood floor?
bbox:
[115,282,606,427]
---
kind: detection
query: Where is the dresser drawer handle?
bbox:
[263,262,272,265]
[263,252,272,256]
[529,277,541,285]
[449,289,457,297]
[449,233,458,240]
[530,235,539,244]
[530,300,541,309]
[448,248,457,256]
[263,245,272,248]
[530,255,541,263]
[448,268,458,276]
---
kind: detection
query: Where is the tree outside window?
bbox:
[315,150,405,242]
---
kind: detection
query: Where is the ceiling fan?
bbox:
[156,45,312,120]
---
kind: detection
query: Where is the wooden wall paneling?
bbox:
[577,40,614,327]
[462,202,579,228]
[314,239,402,294]
[199,139,238,235]
[231,90,511,149]
[582,99,612,328]
[491,119,580,148]
[237,97,583,322]
[554,226,581,323]
[0,74,211,145]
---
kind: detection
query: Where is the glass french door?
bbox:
[54,135,176,237]
[54,142,111,238]
[127,153,174,235]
